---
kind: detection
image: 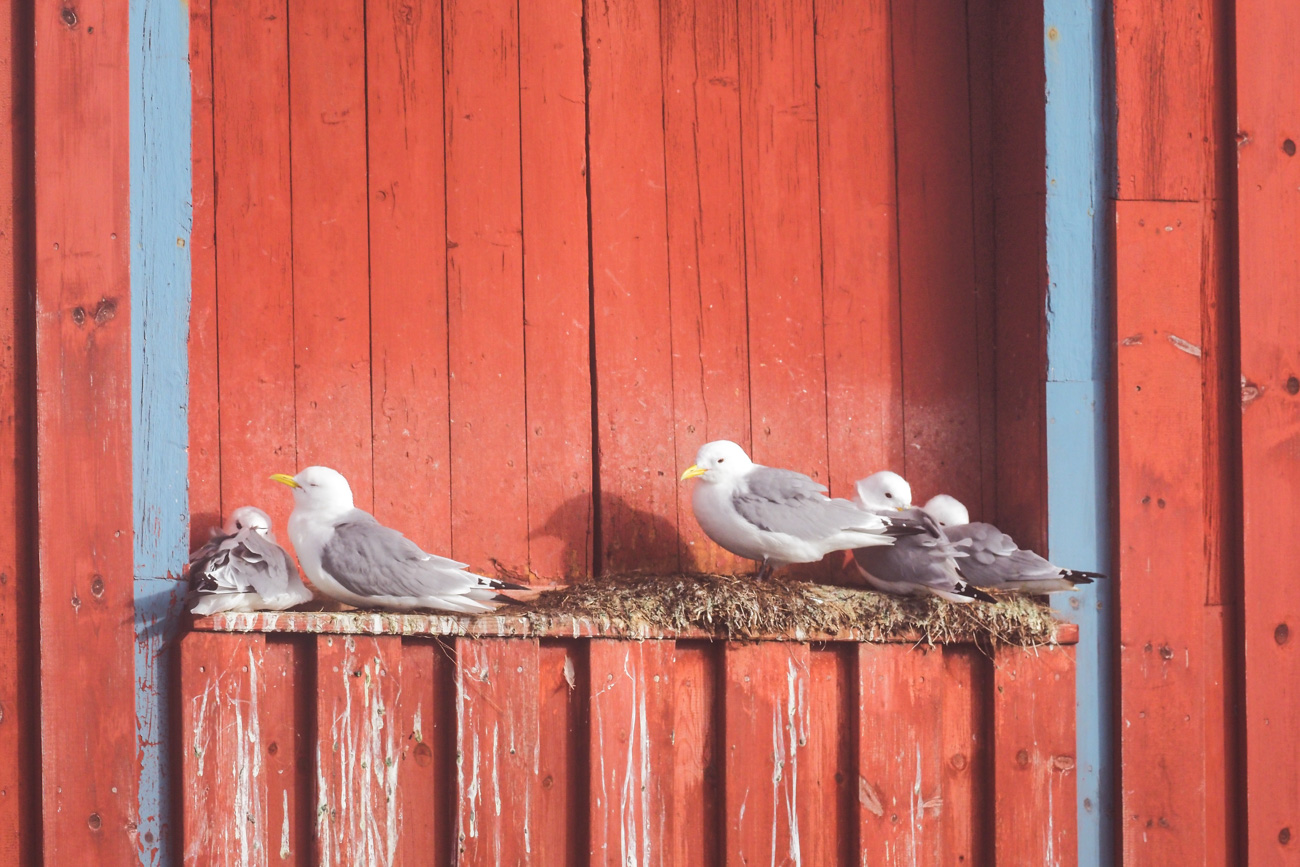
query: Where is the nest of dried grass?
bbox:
[520,572,1064,647]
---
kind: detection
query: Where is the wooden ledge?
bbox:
[190,609,1080,645]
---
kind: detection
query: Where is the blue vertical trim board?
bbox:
[131,0,191,863]
[1043,0,1113,864]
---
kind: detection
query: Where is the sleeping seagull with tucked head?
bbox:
[680,440,919,579]
[271,466,525,613]
[187,506,314,615]
[850,471,994,603]
[923,494,1105,593]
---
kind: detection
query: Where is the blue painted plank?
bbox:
[130,0,191,862]
[1043,0,1113,863]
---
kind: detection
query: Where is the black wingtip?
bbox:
[956,581,996,603]
[489,578,530,591]
[880,518,932,538]
[1061,569,1105,584]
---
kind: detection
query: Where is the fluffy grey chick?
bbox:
[924,494,1104,593]
[187,506,314,615]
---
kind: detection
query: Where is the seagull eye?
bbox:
[884,492,893,499]
[717,458,725,464]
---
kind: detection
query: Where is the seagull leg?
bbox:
[756,557,773,581]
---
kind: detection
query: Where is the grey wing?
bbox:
[852,530,967,590]
[321,513,484,599]
[946,523,1058,587]
[733,467,886,540]
[238,530,298,599]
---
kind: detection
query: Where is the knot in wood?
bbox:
[1275,623,1290,646]
[1015,749,1030,767]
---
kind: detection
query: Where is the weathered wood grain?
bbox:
[723,642,812,866]
[536,642,583,865]
[738,0,826,479]
[261,638,311,867]
[940,645,991,865]
[0,0,37,860]
[443,0,529,576]
[814,0,905,498]
[181,632,271,866]
[519,0,594,581]
[857,644,945,865]
[891,0,984,507]
[397,639,455,867]
[210,0,296,534]
[993,646,1077,865]
[34,0,138,860]
[365,0,453,555]
[662,0,752,575]
[454,638,540,865]
[188,0,220,550]
[587,0,679,573]
[806,646,855,865]
[315,635,404,866]
[587,639,676,866]
[1116,201,1230,863]
[670,642,721,866]
[288,0,373,508]
[1237,0,1300,853]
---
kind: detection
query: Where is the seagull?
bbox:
[187,506,314,615]
[924,494,1105,593]
[849,471,994,603]
[271,466,524,613]
[679,440,919,579]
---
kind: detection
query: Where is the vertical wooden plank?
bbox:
[366,0,453,553]
[723,642,811,866]
[990,0,1047,548]
[587,639,676,867]
[34,0,137,860]
[1237,0,1300,853]
[587,0,679,573]
[1116,202,1229,864]
[288,0,373,508]
[856,644,944,866]
[738,0,826,477]
[890,0,983,504]
[662,0,752,574]
[519,0,594,581]
[940,646,991,866]
[181,632,271,866]
[1113,0,1220,201]
[455,638,540,865]
[261,638,310,867]
[0,0,37,860]
[211,0,296,531]
[537,642,583,866]
[993,646,1077,866]
[398,640,455,867]
[443,0,528,575]
[814,0,905,497]
[315,635,404,866]
[670,642,720,867]
[805,646,854,866]
[188,0,221,548]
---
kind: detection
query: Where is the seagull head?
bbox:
[922,494,969,527]
[225,505,273,537]
[270,466,355,516]
[854,470,913,511]
[680,440,754,484]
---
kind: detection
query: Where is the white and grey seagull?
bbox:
[923,494,1104,593]
[187,506,314,615]
[850,471,993,603]
[271,466,524,613]
[680,440,920,579]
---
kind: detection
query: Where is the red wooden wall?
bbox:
[188,0,1051,583]
[180,622,1078,866]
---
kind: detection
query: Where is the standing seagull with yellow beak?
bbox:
[271,466,525,613]
[680,440,922,579]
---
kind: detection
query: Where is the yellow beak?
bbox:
[680,464,707,481]
[269,473,300,489]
